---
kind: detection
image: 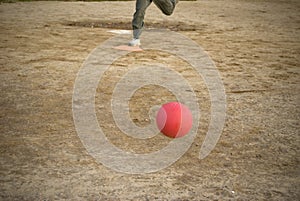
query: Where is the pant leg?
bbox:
[132,0,152,39]
[153,0,177,16]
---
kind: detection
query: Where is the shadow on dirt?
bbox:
[63,19,205,31]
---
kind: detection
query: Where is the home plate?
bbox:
[113,45,143,52]
[108,30,131,35]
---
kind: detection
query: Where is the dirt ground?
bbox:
[0,0,299,200]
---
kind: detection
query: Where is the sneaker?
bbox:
[128,38,141,46]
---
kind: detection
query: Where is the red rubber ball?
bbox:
[156,102,193,138]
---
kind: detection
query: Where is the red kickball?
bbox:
[156,102,193,138]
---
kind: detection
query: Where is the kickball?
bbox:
[156,102,193,138]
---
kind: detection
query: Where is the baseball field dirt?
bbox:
[0,0,299,200]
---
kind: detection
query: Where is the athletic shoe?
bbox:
[128,38,141,46]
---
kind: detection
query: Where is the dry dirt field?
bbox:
[0,0,299,200]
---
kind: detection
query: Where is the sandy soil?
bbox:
[0,0,299,200]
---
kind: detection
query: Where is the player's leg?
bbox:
[129,0,152,46]
[153,0,178,16]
